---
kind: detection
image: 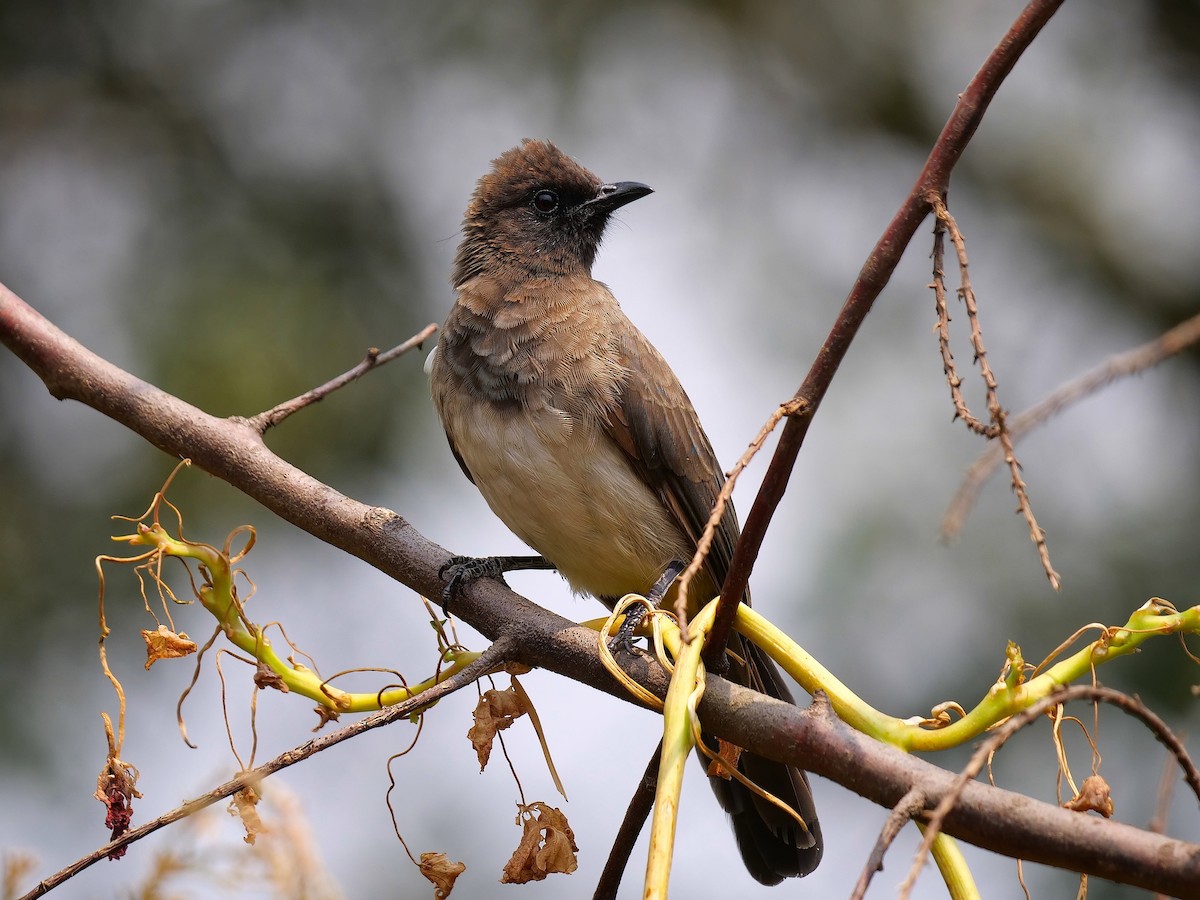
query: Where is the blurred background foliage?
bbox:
[1,1,1198,897]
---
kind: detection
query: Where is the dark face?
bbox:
[453,140,651,285]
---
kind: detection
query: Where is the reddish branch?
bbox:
[705,0,1068,663]
[3,282,1199,895]
[593,742,662,900]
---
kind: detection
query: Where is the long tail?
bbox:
[705,640,823,884]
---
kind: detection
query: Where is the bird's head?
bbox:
[453,139,652,286]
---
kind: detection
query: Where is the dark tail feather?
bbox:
[705,640,823,884]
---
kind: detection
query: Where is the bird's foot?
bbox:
[608,559,685,654]
[439,554,554,615]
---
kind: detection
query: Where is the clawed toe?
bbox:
[438,555,555,615]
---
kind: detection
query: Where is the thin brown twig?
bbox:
[897,684,1200,899]
[246,323,438,433]
[930,196,1060,590]
[850,787,927,900]
[1148,744,1179,837]
[670,397,804,640]
[1150,745,1181,900]
[592,740,663,900]
[929,214,996,438]
[707,0,1067,658]
[18,637,512,900]
[384,713,429,867]
[943,310,1200,540]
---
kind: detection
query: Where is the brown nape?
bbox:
[452,139,605,287]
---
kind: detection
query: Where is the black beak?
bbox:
[586,181,653,215]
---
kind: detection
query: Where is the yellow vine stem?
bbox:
[644,598,717,900]
[596,595,668,710]
[596,594,1195,899]
[922,828,980,900]
[734,597,1200,752]
[116,521,478,713]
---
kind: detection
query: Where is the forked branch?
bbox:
[707,0,1068,657]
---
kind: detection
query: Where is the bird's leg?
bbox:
[439,554,555,614]
[608,560,685,654]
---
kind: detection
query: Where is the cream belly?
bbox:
[447,401,687,600]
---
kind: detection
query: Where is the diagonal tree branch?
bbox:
[3,283,1199,895]
[706,0,1068,664]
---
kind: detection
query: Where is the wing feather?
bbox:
[604,322,743,603]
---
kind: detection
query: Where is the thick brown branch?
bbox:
[708,0,1067,659]
[3,284,1198,894]
[898,685,1199,897]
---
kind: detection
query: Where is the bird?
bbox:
[427,138,822,884]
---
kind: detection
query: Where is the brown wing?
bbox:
[607,319,823,881]
[443,428,476,485]
[604,320,743,604]
[604,314,820,883]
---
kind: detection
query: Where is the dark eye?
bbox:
[532,190,559,214]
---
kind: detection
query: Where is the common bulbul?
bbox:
[427,139,822,884]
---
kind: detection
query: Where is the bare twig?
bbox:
[898,684,1200,899]
[850,787,927,900]
[18,638,513,900]
[246,323,438,433]
[593,741,662,900]
[1149,746,1179,837]
[1150,746,1181,900]
[930,196,1060,590]
[707,0,1068,657]
[929,213,997,438]
[943,310,1200,540]
[670,397,804,639]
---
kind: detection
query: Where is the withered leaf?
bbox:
[500,802,578,884]
[141,625,197,670]
[420,851,466,898]
[706,739,742,780]
[229,783,267,845]
[1063,774,1114,817]
[467,686,529,771]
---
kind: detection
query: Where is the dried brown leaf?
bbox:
[707,738,742,780]
[254,663,288,692]
[94,757,142,859]
[229,783,267,844]
[141,625,197,670]
[420,851,466,898]
[467,686,528,771]
[312,705,340,730]
[1063,774,1114,817]
[500,802,578,884]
